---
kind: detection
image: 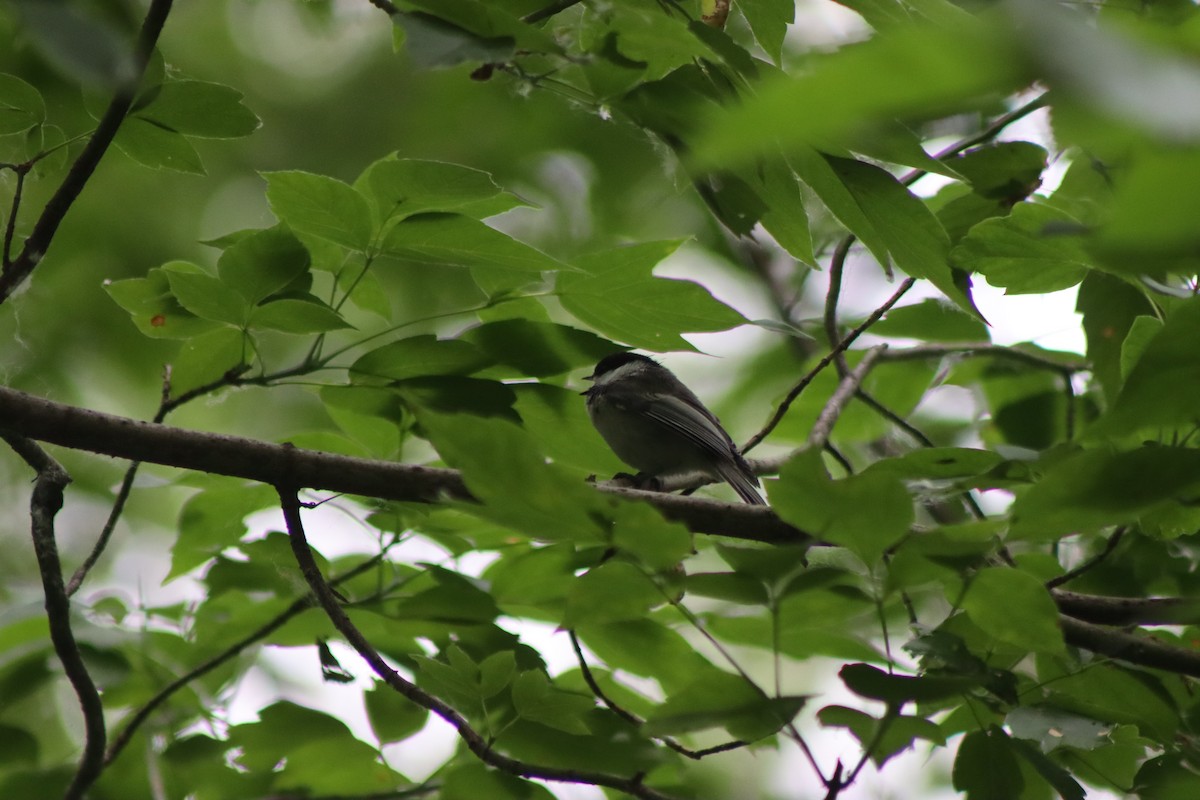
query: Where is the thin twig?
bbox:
[104,553,387,765]
[879,343,1087,373]
[1046,528,1126,590]
[567,630,748,760]
[2,433,105,800]
[277,487,681,800]
[743,278,914,453]
[0,0,175,303]
[2,165,27,266]
[807,345,888,451]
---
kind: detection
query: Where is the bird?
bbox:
[582,352,765,504]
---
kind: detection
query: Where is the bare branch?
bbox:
[1053,590,1200,627]
[0,0,176,303]
[743,278,914,454]
[277,488,682,800]
[1,432,105,800]
[1059,615,1200,678]
[1045,528,1126,590]
[0,384,808,544]
[808,345,888,451]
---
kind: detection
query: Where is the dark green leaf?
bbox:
[441,763,556,800]
[952,728,1024,800]
[114,116,205,174]
[105,268,221,340]
[364,683,429,743]
[1010,446,1200,538]
[350,335,493,383]
[952,202,1092,294]
[1076,271,1155,404]
[0,73,44,134]
[162,262,249,325]
[739,0,794,64]
[870,298,989,341]
[828,156,977,316]
[945,142,1048,202]
[168,483,277,579]
[866,447,1004,481]
[216,226,310,304]
[818,706,945,767]
[512,670,595,734]
[839,663,980,704]
[1091,297,1200,436]
[168,328,246,399]
[461,319,617,378]
[249,296,351,333]
[643,671,805,741]
[1006,706,1109,752]
[0,724,37,767]
[137,79,260,138]
[1008,738,1086,800]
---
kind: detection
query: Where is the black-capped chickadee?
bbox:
[582,352,765,505]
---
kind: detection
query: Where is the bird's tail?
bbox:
[717,458,766,505]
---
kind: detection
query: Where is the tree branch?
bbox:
[277,488,681,800]
[1059,615,1200,678]
[1053,590,1200,627]
[1,432,105,800]
[0,385,806,544]
[0,0,175,303]
[742,278,914,454]
[807,345,888,451]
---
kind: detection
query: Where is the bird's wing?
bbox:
[641,393,738,459]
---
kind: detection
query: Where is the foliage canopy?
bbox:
[5,1,1200,799]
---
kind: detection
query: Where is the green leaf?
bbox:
[264,171,374,251]
[216,226,311,304]
[951,202,1092,295]
[231,702,401,792]
[1008,738,1086,800]
[952,728,1025,800]
[610,503,693,571]
[511,671,595,735]
[818,706,945,767]
[946,142,1048,202]
[1091,297,1200,436]
[393,566,500,623]
[771,450,913,562]
[416,412,607,542]
[1036,658,1181,742]
[478,650,517,699]
[1006,706,1109,752]
[441,763,556,800]
[396,376,518,419]
[828,156,977,316]
[169,328,246,399]
[350,335,492,383]
[839,663,981,704]
[0,724,38,767]
[693,18,1028,168]
[113,116,205,174]
[961,568,1064,655]
[394,11,515,69]
[162,262,249,325]
[752,159,816,264]
[1010,446,1200,538]
[364,683,429,744]
[575,619,722,694]
[565,561,663,626]
[0,73,45,134]
[105,268,221,340]
[361,156,526,221]
[739,0,794,64]
[1119,315,1162,382]
[1094,146,1200,264]
[643,671,805,741]
[870,298,989,342]
[461,319,618,378]
[606,0,719,81]
[168,483,277,580]
[866,447,1004,481]
[381,213,568,272]
[558,241,746,351]
[137,80,260,138]
[248,297,351,333]
[1076,271,1155,404]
